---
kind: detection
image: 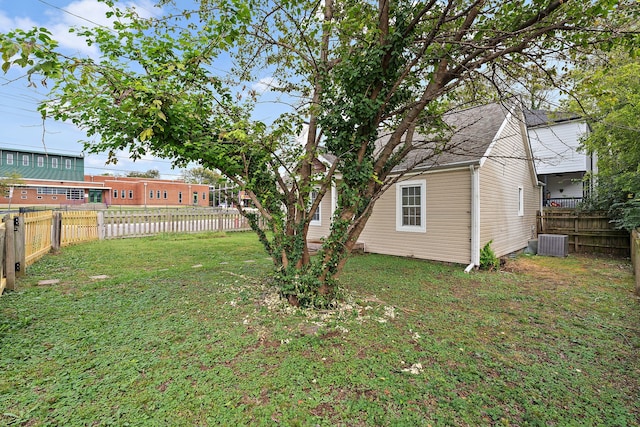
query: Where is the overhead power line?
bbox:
[36,0,113,30]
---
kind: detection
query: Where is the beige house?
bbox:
[307,101,542,268]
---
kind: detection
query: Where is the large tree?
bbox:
[181,166,222,185]
[127,169,161,178]
[1,0,637,305]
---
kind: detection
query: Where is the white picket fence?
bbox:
[100,208,256,239]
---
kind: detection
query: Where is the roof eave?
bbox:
[391,159,481,175]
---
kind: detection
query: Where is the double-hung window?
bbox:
[396,180,426,232]
[309,189,321,226]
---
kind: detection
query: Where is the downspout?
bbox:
[539,182,544,235]
[465,164,480,273]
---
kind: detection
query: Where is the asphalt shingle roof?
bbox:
[388,101,511,173]
[319,101,517,173]
[524,109,581,128]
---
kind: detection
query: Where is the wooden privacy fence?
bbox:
[537,209,630,256]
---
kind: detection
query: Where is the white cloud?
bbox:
[0,1,162,55]
[252,76,283,95]
[47,0,159,28]
[83,149,179,178]
[48,0,162,56]
[0,10,37,31]
[0,0,160,57]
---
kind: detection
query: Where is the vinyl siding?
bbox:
[480,114,539,257]
[528,121,589,174]
[307,189,334,241]
[359,170,472,264]
[306,170,472,263]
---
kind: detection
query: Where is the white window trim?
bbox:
[396,179,426,233]
[310,188,321,226]
[518,186,524,217]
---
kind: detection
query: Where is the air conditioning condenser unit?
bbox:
[537,234,569,257]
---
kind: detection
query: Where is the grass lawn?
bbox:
[1,232,638,426]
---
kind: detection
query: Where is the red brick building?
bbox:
[0,147,211,208]
[2,179,107,208]
[85,175,210,208]
[1,176,210,209]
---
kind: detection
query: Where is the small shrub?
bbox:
[480,240,500,271]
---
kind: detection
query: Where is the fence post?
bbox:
[14,215,26,278]
[97,211,105,240]
[5,215,15,291]
[0,225,5,295]
[52,212,62,253]
[630,228,640,296]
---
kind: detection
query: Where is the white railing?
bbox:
[100,208,254,239]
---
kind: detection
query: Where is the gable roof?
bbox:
[388,101,513,173]
[317,101,525,175]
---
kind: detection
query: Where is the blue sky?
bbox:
[0,0,287,179]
